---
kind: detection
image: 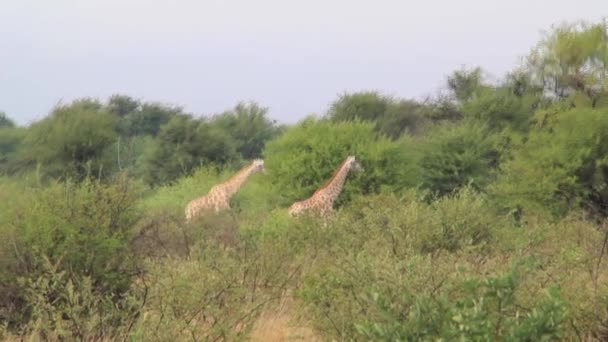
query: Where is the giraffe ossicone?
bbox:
[185,159,265,222]
[288,155,363,218]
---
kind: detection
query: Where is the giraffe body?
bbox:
[185,159,265,222]
[288,156,363,217]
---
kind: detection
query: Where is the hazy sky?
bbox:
[1,0,606,125]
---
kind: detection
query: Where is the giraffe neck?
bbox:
[223,163,256,197]
[315,160,351,203]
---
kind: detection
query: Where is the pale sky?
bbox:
[1,0,606,125]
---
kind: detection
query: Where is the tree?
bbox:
[107,94,140,118]
[210,102,280,159]
[526,21,608,104]
[0,126,25,174]
[263,118,420,205]
[461,87,535,132]
[19,100,117,180]
[328,92,428,139]
[120,102,183,136]
[143,116,239,185]
[492,108,608,218]
[0,111,15,128]
[447,66,485,103]
[375,100,428,138]
[419,123,501,197]
[328,91,391,122]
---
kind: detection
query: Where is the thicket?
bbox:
[1,19,608,341]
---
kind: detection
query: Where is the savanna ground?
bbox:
[1,20,608,341]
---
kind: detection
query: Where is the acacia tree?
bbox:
[0,111,15,128]
[527,20,608,105]
[143,115,239,185]
[447,66,486,103]
[19,100,117,180]
[210,102,280,159]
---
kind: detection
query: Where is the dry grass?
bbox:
[249,295,320,342]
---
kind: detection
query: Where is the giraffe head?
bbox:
[251,159,266,174]
[346,156,364,173]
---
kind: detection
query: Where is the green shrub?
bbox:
[143,116,239,185]
[18,100,118,180]
[130,214,297,341]
[0,175,141,327]
[491,107,608,217]
[17,257,142,341]
[263,118,419,206]
[0,126,25,174]
[355,270,566,341]
[461,87,535,132]
[418,122,502,197]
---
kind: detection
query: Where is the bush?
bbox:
[0,126,25,174]
[16,257,142,341]
[263,118,419,206]
[418,122,502,197]
[328,92,428,138]
[142,116,239,185]
[355,270,566,341]
[18,100,117,180]
[491,108,608,217]
[461,87,535,132]
[210,101,281,159]
[294,192,606,340]
[0,175,141,328]
[130,214,297,341]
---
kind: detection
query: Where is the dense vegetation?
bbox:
[1,20,608,341]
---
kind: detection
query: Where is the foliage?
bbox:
[19,100,117,180]
[447,66,486,103]
[418,122,502,197]
[210,101,281,159]
[3,18,608,341]
[328,91,428,138]
[264,118,419,205]
[142,116,239,185]
[527,21,608,102]
[17,257,142,341]
[0,175,141,328]
[0,126,25,174]
[107,94,140,118]
[355,272,566,341]
[328,91,391,122]
[0,112,15,128]
[492,108,608,217]
[119,102,183,137]
[461,87,535,132]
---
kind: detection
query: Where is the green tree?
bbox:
[0,111,15,128]
[19,100,117,180]
[447,66,485,103]
[491,107,608,217]
[0,127,25,174]
[143,116,239,184]
[263,118,419,205]
[107,94,140,118]
[527,21,608,104]
[120,102,183,136]
[461,87,535,132]
[328,91,390,122]
[210,102,280,159]
[328,92,428,138]
[419,123,501,197]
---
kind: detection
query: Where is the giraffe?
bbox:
[185,159,265,222]
[288,156,364,218]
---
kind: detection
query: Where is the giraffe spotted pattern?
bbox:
[288,156,363,218]
[185,159,265,222]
